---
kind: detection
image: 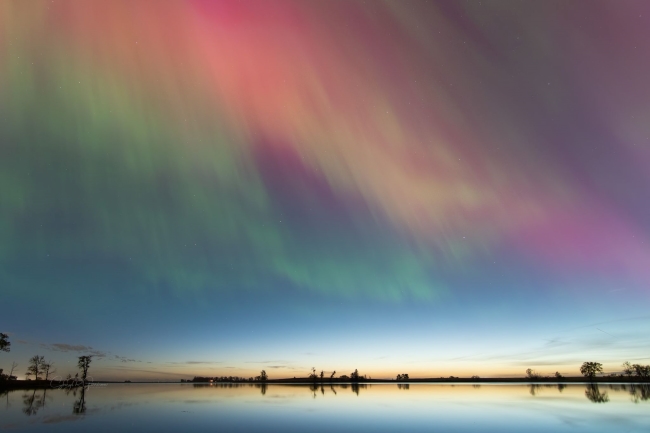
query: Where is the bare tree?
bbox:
[26,355,45,380]
[43,361,56,381]
[330,371,336,380]
[9,361,18,379]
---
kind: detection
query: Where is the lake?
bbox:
[1,383,648,432]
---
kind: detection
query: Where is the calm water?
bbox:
[1,383,648,432]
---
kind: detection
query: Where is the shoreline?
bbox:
[2,377,647,390]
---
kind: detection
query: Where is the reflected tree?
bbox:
[557,383,566,393]
[529,384,542,396]
[585,384,609,403]
[629,384,649,403]
[73,386,87,414]
[22,390,43,416]
[2,389,9,409]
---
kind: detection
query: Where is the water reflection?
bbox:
[71,387,87,414]
[629,384,650,403]
[585,384,609,403]
[256,383,267,396]
[2,383,649,433]
[22,390,41,416]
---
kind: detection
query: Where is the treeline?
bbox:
[1,333,94,386]
[525,361,650,381]
[186,376,260,383]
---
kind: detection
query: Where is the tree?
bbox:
[43,361,56,381]
[555,371,564,379]
[9,361,18,380]
[526,368,540,380]
[26,355,45,380]
[330,370,336,380]
[580,362,603,380]
[77,355,92,383]
[350,369,359,382]
[0,333,9,352]
[320,370,324,381]
[259,370,267,381]
[622,361,634,378]
[632,364,650,381]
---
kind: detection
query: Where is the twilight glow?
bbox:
[1,0,649,381]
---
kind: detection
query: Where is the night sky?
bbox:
[1,0,649,381]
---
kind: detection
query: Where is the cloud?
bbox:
[114,355,139,363]
[49,343,93,352]
[45,343,107,358]
[103,366,182,376]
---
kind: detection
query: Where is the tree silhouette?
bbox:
[0,333,9,352]
[9,361,18,380]
[622,361,634,378]
[525,368,540,380]
[26,355,45,380]
[259,370,267,381]
[350,369,359,382]
[43,361,56,381]
[631,364,650,381]
[77,355,92,383]
[330,370,336,381]
[580,362,603,380]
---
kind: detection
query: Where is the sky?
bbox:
[1,0,649,381]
